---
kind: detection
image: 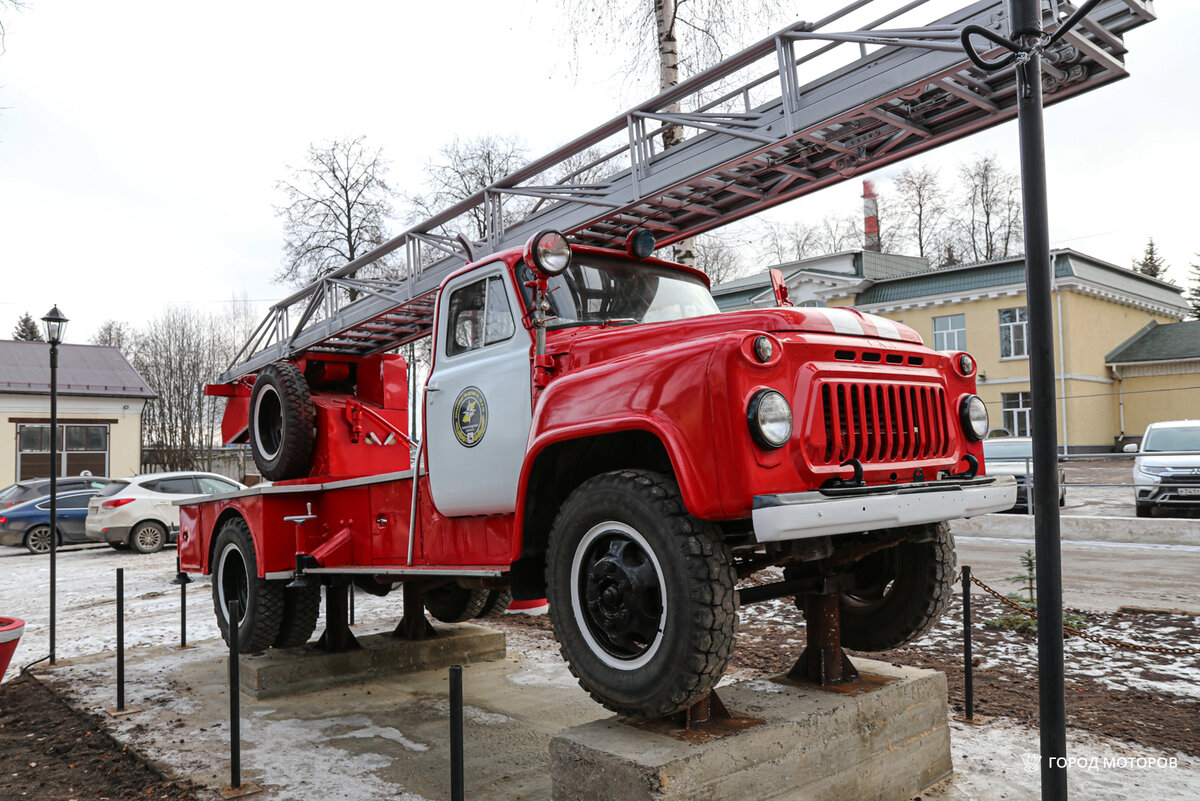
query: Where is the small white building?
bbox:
[0,341,155,484]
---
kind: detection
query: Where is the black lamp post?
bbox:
[42,305,68,665]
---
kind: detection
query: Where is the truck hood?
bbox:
[548,307,924,368]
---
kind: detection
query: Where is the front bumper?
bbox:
[751,475,1017,542]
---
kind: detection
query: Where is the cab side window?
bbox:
[446,274,515,356]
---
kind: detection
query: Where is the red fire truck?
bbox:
[173,0,1152,716]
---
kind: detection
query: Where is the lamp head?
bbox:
[41,306,68,345]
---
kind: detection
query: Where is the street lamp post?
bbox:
[42,306,68,666]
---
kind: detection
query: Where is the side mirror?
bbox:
[1122,442,1138,453]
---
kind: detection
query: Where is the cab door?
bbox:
[425,264,532,516]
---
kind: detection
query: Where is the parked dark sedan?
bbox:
[0,476,110,510]
[0,489,104,554]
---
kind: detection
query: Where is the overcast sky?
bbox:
[1,1,1195,344]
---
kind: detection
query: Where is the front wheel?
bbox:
[24,525,54,555]
[546,470,737,718]
[838,522,956,651]
[211,517,283,653]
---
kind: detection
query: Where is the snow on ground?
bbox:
[5,542,1200,799]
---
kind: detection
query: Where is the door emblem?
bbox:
[452,387,488,448]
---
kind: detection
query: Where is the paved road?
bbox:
[956,536,1200,614]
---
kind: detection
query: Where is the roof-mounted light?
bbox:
[525,230,572,277]
[625,227,656,259]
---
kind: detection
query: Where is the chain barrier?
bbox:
[960,572,1200,657]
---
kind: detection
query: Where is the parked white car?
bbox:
[1124,420,1200,517]
[85,472,246,553]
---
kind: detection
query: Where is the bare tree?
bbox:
[1186,257,1200,320]
[758,221,824,265]
[407,134,531,243]
[955,154,1023,262]
[692,231,747,285]
[91,319,138,358]
[818,214,863,253]
[891,165,951,260]
[275,136,396,287]
[0,0,27,55]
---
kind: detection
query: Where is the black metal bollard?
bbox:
[228,598,242,790]
[962,565,974,720]
[450,664,464,801]
[180,576,187,647]
[116,567,125,711]
[349,583,355,626]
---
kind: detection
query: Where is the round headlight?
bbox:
[958,354,975,376]
[625,227,657,259]
[753,336,773,363]
[960,395,989,441]
[748,389,793,448]
[525,230,572,277]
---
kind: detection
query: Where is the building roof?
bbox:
[1106,320,1200,364]
[0,340,156,399]
[856,249,1186,310]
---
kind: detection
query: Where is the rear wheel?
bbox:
[273,585,321,648]
[249,362,316,481]
[24,525,54,555]
[476,589,512,618]
[838,522,955,651]
[424,583,492,623]
[129,521,167,554]
[546,470,737,718]
[211,517,283,653]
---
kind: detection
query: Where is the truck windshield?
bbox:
[518,255,719,328]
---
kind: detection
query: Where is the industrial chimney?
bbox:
[862,179,881,253]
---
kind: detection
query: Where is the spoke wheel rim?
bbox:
[135,524,162,551]
[27,526,52,554]
[570,521,667,670]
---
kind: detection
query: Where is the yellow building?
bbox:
[1106,320,1200,443]
[0,341,153,485]
[712,250,1191,451]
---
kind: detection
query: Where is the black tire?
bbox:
[129,520,167,554]
[546,470,737,718]
[211,517,284,653]
[273,585,321,648]
[249,362,316,481]
[424,582,492,623]
[1136,501,1153,518]
[838,522,956,651]
[476,589,512,618]
[24,525,54,555]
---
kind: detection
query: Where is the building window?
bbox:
[1001,392,1032,437]
[932,313,966,351]
[999,307,1028,358]
[17,423,110,480]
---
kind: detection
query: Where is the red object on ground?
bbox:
[0,617,25,675]
[506,599,549,615]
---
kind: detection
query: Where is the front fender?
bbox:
[513,338,726,553]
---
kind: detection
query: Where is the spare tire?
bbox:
[249,362,316,481]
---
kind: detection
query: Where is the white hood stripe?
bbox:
[866,314,902,340]
[820,308,865,336]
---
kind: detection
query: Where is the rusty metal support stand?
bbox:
[393,582,437,640]
[667,690,732,728]
[317,579,360,652]
[789,583,858,685]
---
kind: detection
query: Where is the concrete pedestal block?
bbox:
[238,623,506,698]
[550,658,951,801]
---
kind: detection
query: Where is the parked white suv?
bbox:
[85,472,246,553]
[1124,420,1200,518]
